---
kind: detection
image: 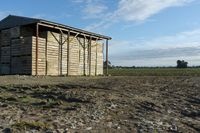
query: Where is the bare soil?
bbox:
[0,76,199,133]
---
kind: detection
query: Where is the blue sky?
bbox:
[1,0,200,66]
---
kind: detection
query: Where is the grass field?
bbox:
[107,68,200,76]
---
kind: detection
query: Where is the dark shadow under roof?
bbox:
[0,15,111,40]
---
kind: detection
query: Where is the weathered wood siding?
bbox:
[0,29,11,74]
[69,36,80,75]
[96,43,103,75]
[0,27,104,76]
[32,37,46,75]
[46,32,61,75]
[0,27,33,75]
[43,31,103,76]
[11,37,32,74]
[21,26,34,37]
[10,27,20,38]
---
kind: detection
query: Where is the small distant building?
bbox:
[0,15,111,76]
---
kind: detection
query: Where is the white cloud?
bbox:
[73,0,94,3]
[84,0,195,30]
[116,0,194,22]
[83,4,107,15]
[77,0,108,18]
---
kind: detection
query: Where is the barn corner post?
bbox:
[67,30,70,76]
[83,36,86,76]
[60,30,63,76]
[36,23,39,76]
[89,36,92,76]
[106,39,109,76]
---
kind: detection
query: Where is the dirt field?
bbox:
[0,76,199,133]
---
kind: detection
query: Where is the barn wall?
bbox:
[96,43,103,75]
[21,26,34,37]
[44,31,103,76]
[46,32,61,75]
[32,37,46,75]
[69,36,80,75]
[77,37,86,75]
[30,30,104,76]
[11,37,32,74]
[0,27,33,75]
[0,27,104,76]
[0,29,11,74]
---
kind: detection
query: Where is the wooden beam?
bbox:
[59,29,66,45]
[45,34,47,76]
[67,31,70,76]
[69,33,79,43]
[60,33,63,75]
[106,39,109,76]
[38,23,103,40]
[50,32,60,43]
[83,37,86,76]
[89,37,92,76]
[87,38,89,76]
[36,23,39,76]
[76,37,84,48]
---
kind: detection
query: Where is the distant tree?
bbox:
[177,60,188,68]
[104,61,112,68]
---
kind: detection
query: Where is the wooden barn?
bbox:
[0,15,111,76]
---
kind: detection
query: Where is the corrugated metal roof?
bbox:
[0,15,111,40]
[0,15,40,30]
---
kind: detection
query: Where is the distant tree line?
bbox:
[104,60,200,69]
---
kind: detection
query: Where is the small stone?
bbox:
[107,122,112,128]
[45,130,53,133]
[169,125,178,132]
[86,127,92,130]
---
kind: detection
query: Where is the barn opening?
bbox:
[0,15,111,76]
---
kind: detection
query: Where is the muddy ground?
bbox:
[0,76,199,133]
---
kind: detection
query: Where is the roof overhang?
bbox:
[38,20,112,40]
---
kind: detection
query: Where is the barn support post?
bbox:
[60,31,63,75]
[83,36,86,76]
[89,37,92,76]
[67,30,70,76]
[45,34,47,76]
[106,39,109,76]
[36,23,39,76]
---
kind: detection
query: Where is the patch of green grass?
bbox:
[19,96,43,103]
[0,92,18,102]
[106,68,200,76]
